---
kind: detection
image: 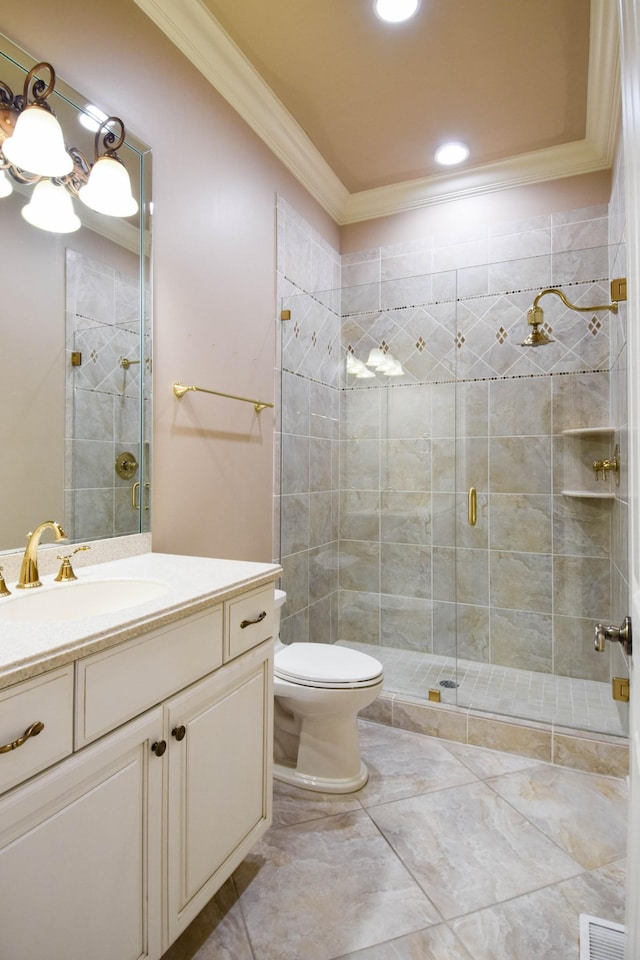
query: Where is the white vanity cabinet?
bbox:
[0,706,164,960]
[166,640,273,944]
[0,573,276,960]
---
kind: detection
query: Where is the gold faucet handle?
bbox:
[0,566,11,597]
[54,545,91,582]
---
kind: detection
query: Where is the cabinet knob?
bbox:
[151,740,167,757]
[172,725,186,741]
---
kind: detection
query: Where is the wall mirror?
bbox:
[0,31,152,553]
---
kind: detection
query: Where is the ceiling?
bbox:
[134,0,619,224]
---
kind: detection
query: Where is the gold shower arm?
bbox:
[532,287,619,315]
[173,381,274,414]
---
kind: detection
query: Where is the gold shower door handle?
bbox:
[468,487,477,526]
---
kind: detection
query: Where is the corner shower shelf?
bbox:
[561,489,615,499]
[562,427,614,437]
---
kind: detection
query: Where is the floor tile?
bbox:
[272,778,362,828]
[233,809,439,960]
[367,780,582,919]
[358,721,478,807]
[486,763,628,868]
[452,859,626,960]
[161,877,253,960]
[442,738,543,779]
[334,922,474,959]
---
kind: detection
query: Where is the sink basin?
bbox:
[0,579,168,623]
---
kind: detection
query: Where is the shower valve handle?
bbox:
[594,617,632,655]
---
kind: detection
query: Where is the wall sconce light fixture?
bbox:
[0,60,138,232]
[347,346,405,378]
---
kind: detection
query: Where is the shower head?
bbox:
[521,304,553,346]
[520,279,627,347]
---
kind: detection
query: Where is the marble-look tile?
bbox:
[488,436,552,495]
[234,810,439,960]
[357,721,477,807]
[467,715,552,760]
[334,923,474,960]
[160,877,253,960]
[553,732,629,778]
[489,551,552,613]
[367,781,581,919]
[271,779,362,829]
[391,698,468,743]
[442,740,543,779]
[451,859,626,960]
[487,764,628,868]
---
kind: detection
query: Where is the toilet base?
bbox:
[273,758,369,794]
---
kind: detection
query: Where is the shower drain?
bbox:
[439,679,459,689]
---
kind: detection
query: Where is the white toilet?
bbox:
[272,590,383,794]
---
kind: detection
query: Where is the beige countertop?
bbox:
[0,552,282,690]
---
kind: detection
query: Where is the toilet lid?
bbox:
[275,643,383,688]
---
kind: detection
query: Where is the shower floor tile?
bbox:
[340,642,626,736]
[345,642,626,736]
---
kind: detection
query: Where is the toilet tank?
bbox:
[274,589,286,645]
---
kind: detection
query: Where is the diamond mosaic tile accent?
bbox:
[416,336,426,352]
[588,317,602,336]
[455,332,466,349]
[496,326,508,344]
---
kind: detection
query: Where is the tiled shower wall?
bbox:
[276,198,342,645]
[277,193,624,689]
[65,249,150,542]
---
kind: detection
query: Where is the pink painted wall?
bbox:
[4,0,338,563]
[341,170,612,253]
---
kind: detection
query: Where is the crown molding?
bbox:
[133,0,619,226]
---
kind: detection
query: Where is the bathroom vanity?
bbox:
[0,552,280,960]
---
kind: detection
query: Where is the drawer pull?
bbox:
[151,740,167,757]
[240,610,267,629]
[172,725,186,741]
[0,720,44,754]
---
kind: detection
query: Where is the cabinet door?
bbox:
[165,641,273,946]
[0,708,164,960]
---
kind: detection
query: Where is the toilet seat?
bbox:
[274,643,383,689]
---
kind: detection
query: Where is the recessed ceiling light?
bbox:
[374,0,420,24]
[434,141,470,166]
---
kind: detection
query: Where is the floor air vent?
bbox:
[579,914,625,960]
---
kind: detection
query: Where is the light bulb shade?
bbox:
[366,348,387,367]
[355,367,376,378]
[385,360,405,376]
[22,180,81,233]
[0,170,13,198]
[79,155,138,217]
[2,105,73,177]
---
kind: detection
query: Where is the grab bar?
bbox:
[173,381,274,414]
[468,487,477,527]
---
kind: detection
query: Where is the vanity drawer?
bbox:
[0,666,74,795]
[76,605,223,747]
[226,586,274,661]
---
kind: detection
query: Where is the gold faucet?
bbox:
[16,521,67,589]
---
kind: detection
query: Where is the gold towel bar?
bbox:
[173,381,274,414]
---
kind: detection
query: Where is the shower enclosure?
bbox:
[277,202,628,742]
